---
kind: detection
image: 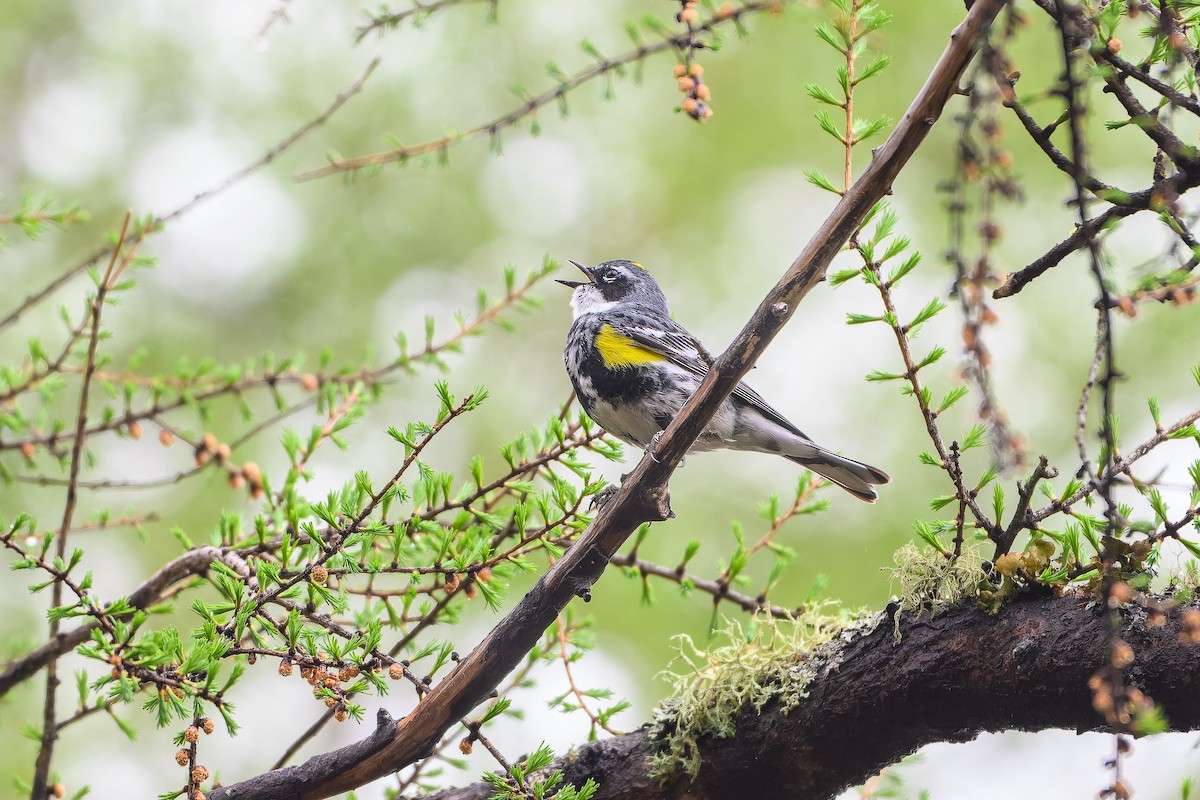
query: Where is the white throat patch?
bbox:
[569,285,617,319]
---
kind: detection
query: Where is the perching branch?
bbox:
[416,595,1200,800]
[207,2,1006,797]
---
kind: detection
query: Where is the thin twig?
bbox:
[988,63,1110,194]
[30,213,134,799]
[994,455,1056,558]
[867,258,998,538]
[992,174,1191,298]
[2,264,544,458]
[252,0,294,47]
[608,553,796,619]
[1052,4,1127,793]
[554,615,621,736]
[354,0,496,42]
[843,0,860,192]
[299,3,778,181]
[1096,47,1200,118]
[1033,404,1200,523]
[948,28,1026,472]
[1075,316,1108,479]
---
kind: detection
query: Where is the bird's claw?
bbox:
[646,430,664,463]
[589,484,620,511]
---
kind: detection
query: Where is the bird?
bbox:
[558,259,890,502]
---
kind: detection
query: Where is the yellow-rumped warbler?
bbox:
[559,259,890,502]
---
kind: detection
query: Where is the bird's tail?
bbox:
[784,447,891,503]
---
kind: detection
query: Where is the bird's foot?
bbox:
[646,430,664,463]
[589,484,620,511]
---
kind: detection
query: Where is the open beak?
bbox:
[556,259,593,289]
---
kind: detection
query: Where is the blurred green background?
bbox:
[2,0,1200,797]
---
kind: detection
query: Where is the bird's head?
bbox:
[557,259,667,318]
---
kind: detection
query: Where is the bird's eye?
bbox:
[601,269,620,283]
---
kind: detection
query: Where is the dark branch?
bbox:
[992,174,1195,299]
[994,455,1056,558]
[1095,48,1200,118]
[988,63,1110,194]
[419,596,1200,800]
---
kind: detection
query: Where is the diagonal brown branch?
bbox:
[207,2,1006,797]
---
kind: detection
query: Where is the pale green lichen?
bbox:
[887,541,985,638]
[647,602,879,783]
[1169,559,1200,602]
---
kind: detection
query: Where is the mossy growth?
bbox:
[889,541,985,612]
[1168,560,1200,604]
[888,542,985,637]
[647,602,879,784]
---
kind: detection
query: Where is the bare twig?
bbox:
[988,63,1110,194]
[944,23,1026,472]
[1051,0,1119,530]
[608,553,796,619]
[1095,47,1200,118]
[252,0,294,47]
[994,455,1056,558]
[554,615,621,736]
[1075,315,1109,478]
[992,174,1192,299]
[354,0,497,42]
[1052,4,1128,794]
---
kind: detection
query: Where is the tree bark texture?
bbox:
[422,596,1200,800]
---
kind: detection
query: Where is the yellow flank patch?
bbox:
[596,324,666,369]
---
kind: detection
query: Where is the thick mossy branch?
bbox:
[421,595,1200,800]
[649,603,875,782]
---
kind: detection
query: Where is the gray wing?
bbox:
[616,314,811,441]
